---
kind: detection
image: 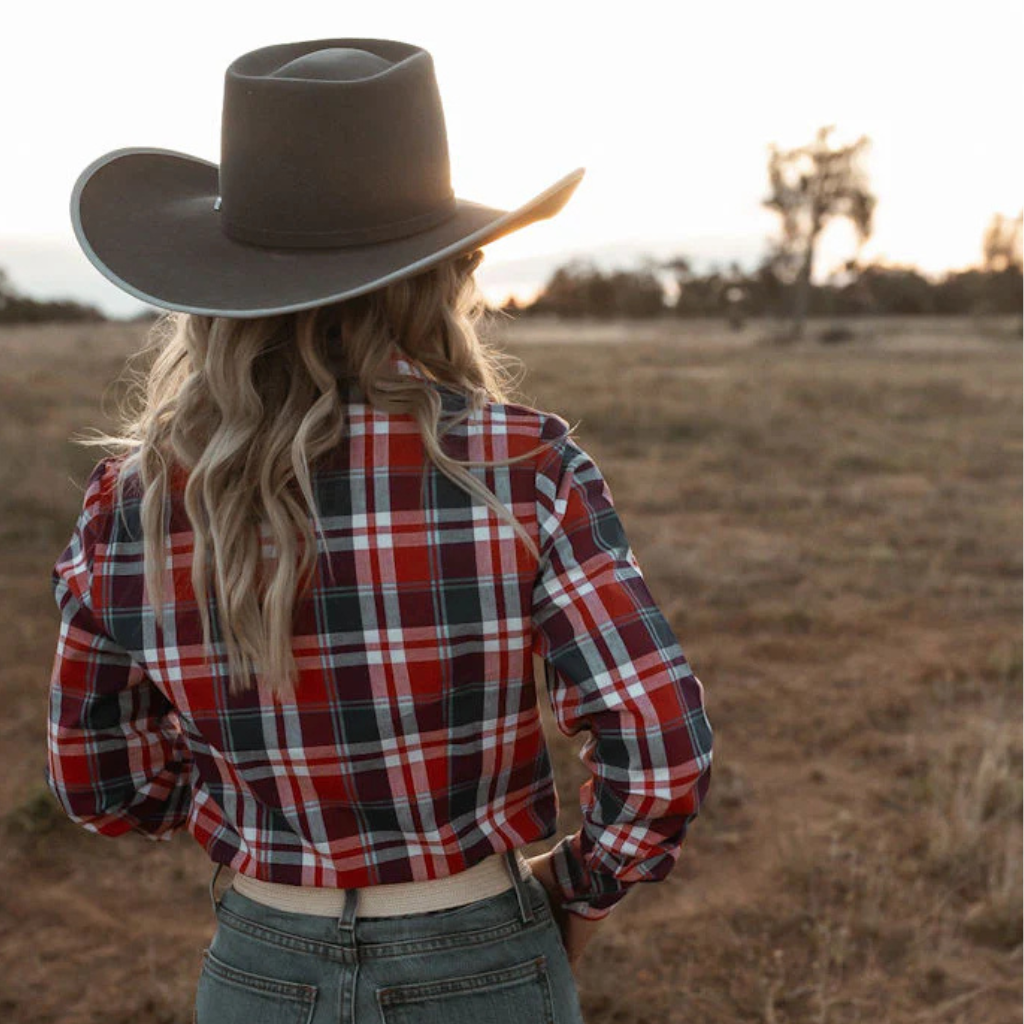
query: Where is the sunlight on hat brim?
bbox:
[71,148,584,318]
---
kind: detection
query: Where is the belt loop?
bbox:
[504,849,535,925]
[209,863,225,916]
[337,887,360,954]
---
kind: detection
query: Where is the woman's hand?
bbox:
[526,850,604,968]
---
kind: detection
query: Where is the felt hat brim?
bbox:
[71,148,584,318]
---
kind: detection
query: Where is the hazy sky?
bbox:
[3,0,1021,317]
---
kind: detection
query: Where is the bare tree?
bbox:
[762,125,876,339]
[982,211,1023,272]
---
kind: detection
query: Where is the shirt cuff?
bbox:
[548,833,627,921]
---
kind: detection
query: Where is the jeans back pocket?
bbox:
[195,948,317,1024]
[376,954,554,1024]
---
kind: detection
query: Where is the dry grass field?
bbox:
[1,314,1020,1023]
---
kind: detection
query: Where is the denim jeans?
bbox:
[194,851,586,1024]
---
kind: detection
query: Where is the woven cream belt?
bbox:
[231,848,533,918]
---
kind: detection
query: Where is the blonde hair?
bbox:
[79,251,563,699]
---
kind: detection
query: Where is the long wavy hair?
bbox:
[79,250,565,700]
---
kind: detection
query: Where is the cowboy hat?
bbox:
[70,38,584,318]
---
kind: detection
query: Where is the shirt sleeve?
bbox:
[531,422,714,920]
[45,457,193,840]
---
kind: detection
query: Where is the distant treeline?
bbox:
[512,256,1024,320]
[0,269,106,324]
[2,210,1021,327]
[1,255,1019,326]
[510,134,1023,332]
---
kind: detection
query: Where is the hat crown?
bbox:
[219,39,455,249]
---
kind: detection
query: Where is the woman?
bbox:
[49,39,714,1023]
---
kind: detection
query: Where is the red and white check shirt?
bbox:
[46,343,713,920]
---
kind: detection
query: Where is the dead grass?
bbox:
[0,314,1020,1023]
[920,706,1023,950]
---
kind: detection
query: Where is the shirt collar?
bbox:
[386,342,432,382]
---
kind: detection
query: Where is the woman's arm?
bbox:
[532,424,714,923]
[45,458,193,838]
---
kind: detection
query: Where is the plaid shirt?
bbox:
[46,344,713,921]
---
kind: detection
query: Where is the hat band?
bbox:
[219,196,459,249]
